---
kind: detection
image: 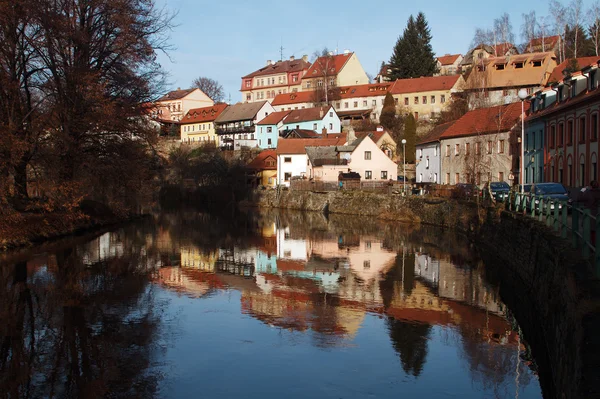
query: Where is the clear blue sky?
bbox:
[155,0,596,102]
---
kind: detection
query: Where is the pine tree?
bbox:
[388,12,438,80]
[379,93,397,130]
[403,114,417,164]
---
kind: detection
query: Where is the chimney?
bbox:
[266,60,272,66]
[343,49,350,55]
[177,87,181,90]
[376,125,384,132]
[302,54,308,62]
[328,51,334,56]
[348,126,356,143]
[290,55,295,61]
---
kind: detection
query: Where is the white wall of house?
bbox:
[277,153,308,186]
[274,101,313,112]
[333,95,386,121]
[276,227,309,260]
[416,142,441,183]
[347,137,397,181]
[282,109,341,133]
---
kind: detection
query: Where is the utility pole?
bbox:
[279,39,284,61]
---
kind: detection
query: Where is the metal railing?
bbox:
[504,192,600,277]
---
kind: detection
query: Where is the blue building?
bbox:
[255,110,290,149]
[281,105,341,133]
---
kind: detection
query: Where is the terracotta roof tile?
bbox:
[242,59,311,80]
[388,75,461,95]
[181,104,228,124]
[547,56,600,84]
[215,101,269,123]
[304,53,353,77]
[256,110,291,125]
[338,83,391,99]
[417,121,455,145]
[527,35,560,52]
[157,88,196,102]
[437,54,462,65]
[271,91,314,106]
[440,101,527,139]
[493,42,515,56]
[284,106,332,124]
[276,136,347,155]
[246,149,277,170]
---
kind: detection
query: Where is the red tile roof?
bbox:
[493,42,515,56]
[271,91,314,106]
[440,101,527,139]
[527,86,600,122]
[257,110,291,125]
[276,136,347,155]
[417,121,455,145]
[246,149,277,170]
[304,53,353,77]
[157,88,196,102]
[284,106,332,124]
[338,83,391,99]
[548,56,600,84]
[437,54,462,66]
[181,103,228,124]
[527,35,560,51]
[242,59,311,80]
[388,75,461,95]
[355,129,390,144]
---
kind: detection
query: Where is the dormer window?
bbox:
[496,64,505,70]
[591,70,597,90]
[514,62,524,69]
[532,60,542,67]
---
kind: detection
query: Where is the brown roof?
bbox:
[282,129,321,138]
[283,106,332,124]
[355,130,389,144]
[246,150,277,170]
[157,88,196,102]
[304,53,353,77]
[214,101,269,123]
[417,121,455,145]
[338,83,391,99]
[257,110,291,125]
[547,56,600,84]
[271,91,314,106]
[493,43,515,56]
[388,75,461,95]
[276,136,347,155]
[527,35,560,51]
[181,104,228,124]
[242,59,311,80]
[440,101,527,139]
[466,52,556,89]
[437,54,461,66]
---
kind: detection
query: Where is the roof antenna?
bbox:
[280,38,284,61]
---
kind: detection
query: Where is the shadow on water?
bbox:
[0,209,545,398]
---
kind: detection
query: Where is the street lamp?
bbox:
[518,88,528,194]
[401,138,407,195]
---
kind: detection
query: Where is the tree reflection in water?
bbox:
[0,238,164,398]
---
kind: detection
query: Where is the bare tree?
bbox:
[521,11,537,50]
[191,76,225,103]
[589,1,600,56]
[310,48,338,105]
[550,0,568,62]
[568,0,585,58]
[493,13,515,49]
[538,15,551,52]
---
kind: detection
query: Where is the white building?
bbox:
[415,122,454,184]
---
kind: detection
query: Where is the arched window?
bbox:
[591,153,598,182]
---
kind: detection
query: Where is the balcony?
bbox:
[215,123,255,135]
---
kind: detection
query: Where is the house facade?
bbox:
[526,57,600,187]
[255,110,290,149]
[271,91,314,112]
[246,149,278,187]
[464,52,557,109]
[180,103,228,144]
[388,75,465,121]
[301,52,369,92]
[214,101,275,149]
[439,102,524,186]
[355,128,397,159]
[332,83,391,124]
[240,56,311,103]
[155,88,214,122]
[281,106,341,133]
[436,54,463,76]
[415,122,454,184]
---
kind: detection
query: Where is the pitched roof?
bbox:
[437,54,462,66]
[388,75,461,95]
[283,106,332,124]
[355,129,389,144]
[281,129,320,138]
[417,121,455,145]
[157,88,196,102]
[305,146,338,165]
[181,103,228,124]
[271,91,314,106]
[256,110,291,125]
[304,53,353,77]
[338,83,391,99]
[527,35,560,51]
[466,52,556,89]
[246,150,277,170]
[547,56,600,84]
[242,59,311,80]
[440,102,526,139]
[214,101,268,123]
[493,43,515,56]
[276,137,347,155]
[527,85,600,122]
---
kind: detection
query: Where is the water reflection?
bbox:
[0,211,542,398]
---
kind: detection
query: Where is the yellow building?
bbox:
[388,75,465,121]
[155,87,215,122]
[301,51,369,92]
[180,103,228,144]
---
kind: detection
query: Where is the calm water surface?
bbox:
[0,211,542,398]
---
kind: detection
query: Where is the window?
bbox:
[445,145,450,156]
[446,173,450,184]
[567,120,573,145]
[292,74,298,82]
[268,138,272,145]
[499,171,504,181]
[344,102,349,109]
[465,142,470,155]
[329,111,333,117]
[558,123,564,146]
[496,64,505,70]
[404,97,409,106]
[532,60,542,67]
[441,95,446,103]
[423,96,427,104]
[363,260,370,269]
[313,123,317,130]
[550,125,556,148]
[354,101,358,108]
[284,173,291,181]
[317,80,323,87]
[455,144,460,156]
[363,100,368,107]
[434,146,438,156]
[418,149,423,158]
[431,96,435,104]
[515,62,524,69]
[284,157,292,163]
[498,140,505,154]
[306,81,311,88]
[579,117,586,143]
[267,127,272,133]
[246,93,251,101]
[487,141,493,154]
[329,123,333,130]
[426,158,430,168]
[593,114,598,141]
[372,99,377,106]
[245,80,251,88]
[381,171,388,179]
[365,170,372,179]
[414,96,419,104]
[455,173,460,184]
[364,151,372,160]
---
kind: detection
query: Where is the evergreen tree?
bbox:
[565,24,594,59]
[388,12,438,80]
[403,114,417,164]
[379,93,397,130]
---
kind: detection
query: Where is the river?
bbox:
[0,210,542,398]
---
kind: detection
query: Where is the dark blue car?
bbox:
[531,183,572,211]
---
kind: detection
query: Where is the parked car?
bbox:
[489,181,510,201]
[531,183,572,211]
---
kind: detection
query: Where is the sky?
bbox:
[155,0,597,102]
